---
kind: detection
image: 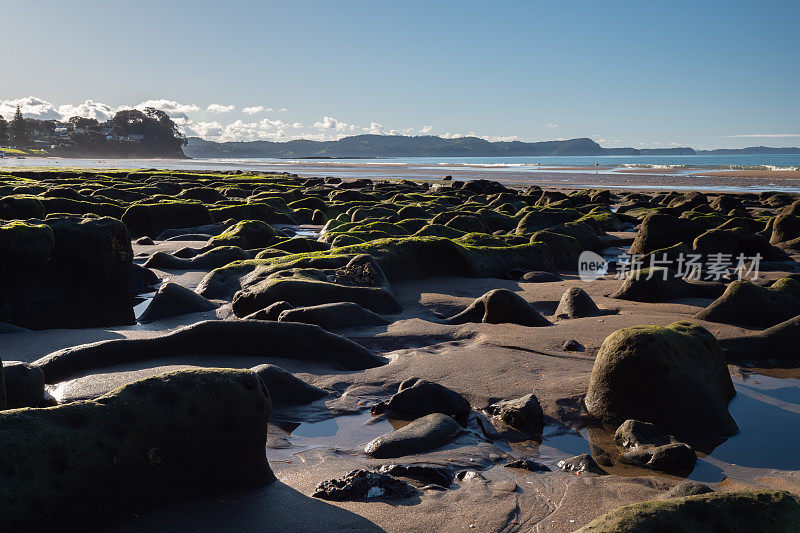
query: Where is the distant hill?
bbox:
[696,146,800,155]
[184,134,799,159]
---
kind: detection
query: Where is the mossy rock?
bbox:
[629,213,705,254]
[576,490,800,532]
[209,202,294,225]
[692,227,773,259]
[531,230,583,270]
[770,213,800,244]
[414,224,465,238]
[695,278,800,327]
[514,207,582,234]
[122,201,214,238]
[209,220,276,249]
[585,321,737,438]
[331,234,365,247]
[0,195,45,220]
[0,369,273,530]
[0,221,54,266]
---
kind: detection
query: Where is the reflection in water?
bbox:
[535,370,800,482]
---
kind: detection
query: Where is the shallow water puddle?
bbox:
[132,291,156,320]
[268,411,400,463]
[529,369,800,482]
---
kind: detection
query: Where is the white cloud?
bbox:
[314,116,349,131]
[420,125,433,134]
[182,120,224,137]
[544,122,558,128]
[57,99,117,121]
[135,99,199,119]
[278,108,288,112]
[726,133,800,138]
[0,96,60,120]
[242,105,275,115]
[207,104,235,113]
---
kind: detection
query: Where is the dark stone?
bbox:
[34,320,384,383]
[442,288,550,327]
[720,315,800,362]
[614,419,670,449]
[0,369,273,530]
[563,339,584,351]
[557,454,606,475]
[504,459,550,472]
[377,464,453,487]
[278,302,389,330]
[2,361,44,409]
[662,481,714,499]
[244,301,295,321]
[138,282,217,323]
[521,270,562,283]
[585,322,737,438]
[364,413,462,458]
[554,287,603,318]
[576,491,800,532]
[312,469,417,501]
[695,278,800,328]
[621,442,696,472]
[486,393,544,437]
[134,236,154,245]
[372,378,471,425]
[250,364,328,405]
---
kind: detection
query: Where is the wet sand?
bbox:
[3,226,800,531]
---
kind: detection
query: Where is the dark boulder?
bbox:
[138,282,217,323]
[0,369,273,530]
[486,393,544,437]
[620,442,696,472]
[661,481,714,499]
[250,364,328,405]
[244,301,295,321]
[34,320,384,382]
[585,322,737,438]
[121,202,214,238]
[441,289,550,326]
[2,361,45,409]
[576,490,800,532]
[554,287,606,318]
[719,315,800,362]
[312,470,417,501]
[695,278,800,328]
[629,214,704,255]
[612,267,725,302]
[557,454,605,475]
[372,378,471,425]
[521,270,562,282]
[364,413,462,458]
[614,419,670,449]
[278,302,389,330]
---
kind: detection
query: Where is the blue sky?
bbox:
[2,0,798,149]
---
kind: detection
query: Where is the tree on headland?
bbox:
[111,108,187,155]
[10,106,28,147]
[0,115,7,146]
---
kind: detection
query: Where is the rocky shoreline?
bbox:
[2,170,800,531]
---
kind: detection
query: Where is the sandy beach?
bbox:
[2,168,800,530]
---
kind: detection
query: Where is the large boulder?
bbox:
[364,413,462,458]
[144,245,248,270]
[0,217,136,329]
[530,230,582,270]
[250,364,328,405]
[278,302,389,330]
[576,490,800,533]
[208,220,276,249]
[0,369,273,530]
[554,287,606,318]
[34,320,384,382]
[2,361,44,409]
[372,378,471,425]
[584,322,738,438]
[612,267,725,302]
[693,227,774,259]
[695,278,800,328]
[719,315,800,361]
[629,214,704,255]
[486,393,543,437]
[121,202,214,238]
[441,288,550,326]
[137,282,217,323]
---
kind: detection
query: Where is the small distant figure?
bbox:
[443,175,453,181]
